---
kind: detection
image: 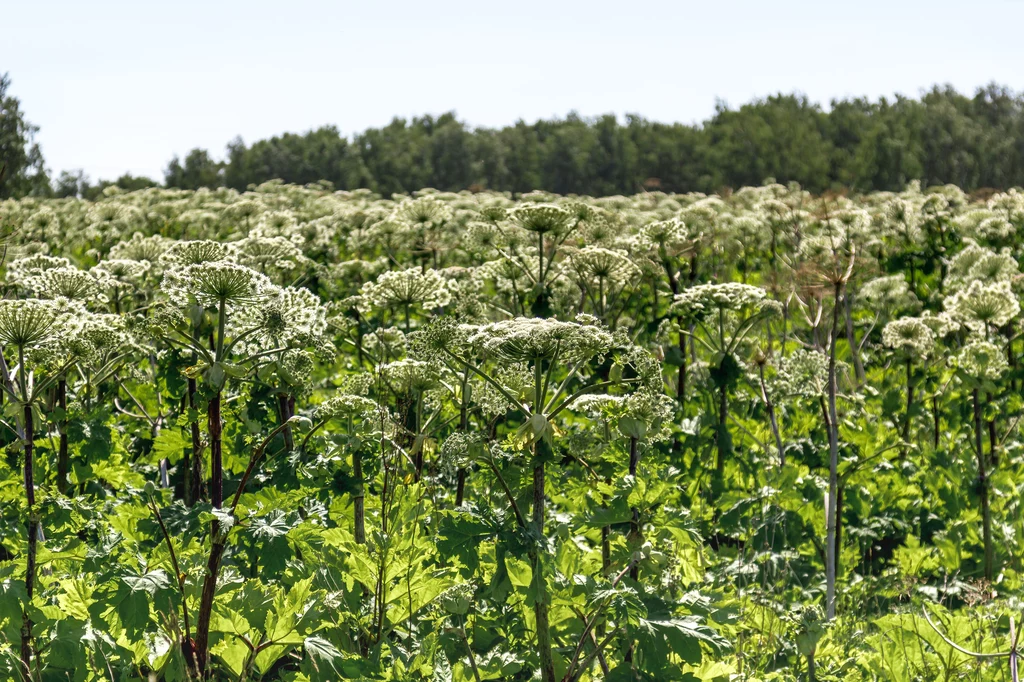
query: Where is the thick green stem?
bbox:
[676,321,687,403]
[57,377,69,495]
[215,298,227,361]
[412,394,424,479]
[716,382,728,479]
[456,372,470,506]
[901,358,913,443]
[354,448,365,544]
[758,363,784,466]
[628,436,640,582]
[532,459,555,682]
[193,389,225,676]
[532,354,555,682]
[825,282,842,621]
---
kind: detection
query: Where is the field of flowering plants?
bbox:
[1,180,1024,681]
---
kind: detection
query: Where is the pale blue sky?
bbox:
[4,0,1022,182]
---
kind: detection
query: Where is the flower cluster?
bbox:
[507,204,574,235]
[945,280,1020,332]
[163,260,272,307]
[468,317,615,363]
[772,349,830,399]
[358,267,452,313]
[671,283,769,318]
[955,340,1009,381]
[882,318,935,358]
[860,275,918,314]
[313,393,379,423]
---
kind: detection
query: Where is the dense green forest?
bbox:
[4,73,1024,199]
[1,180,1024,680]
[158,85,1024,195]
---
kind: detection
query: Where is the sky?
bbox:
[4,0,1024,182]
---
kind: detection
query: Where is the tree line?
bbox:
[162,84,1024,196]
[3,72,1024,199]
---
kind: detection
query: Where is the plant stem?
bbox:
[194,420,291,678]
[57,377,69,495]
[194,538,226,678]
[456,368,470,506]
[209,391,223,515]
[20,402,35,678]
[276,392,294,452]
[354,447,365,544]
[188,377,203,506]
[973,388,994,581]
[825,281,842,621]
[716,380,728,480]
[530,355,554,682]
[532,456,555,682]
[628,436,640,582]
[676,319,687,403]
[902,358,913,443]
[758,363,784,466]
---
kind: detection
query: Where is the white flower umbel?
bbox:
[230,284,331,355]
[90,259,152,287]
[860,275,918,314]
[230,235,310,281]
[945,280,1020,333]
[671,282,768,318]
[956,339,1009,382]
[773,349,830,400]
[507,204,574,236]
[313,393,379,424]
[25,267,106,305]
[467,317,615,365]
[158,240,230,267]
[163,260,272,309]
[882,317,936,359]
[5,255,72,288]
[357,267,452,322]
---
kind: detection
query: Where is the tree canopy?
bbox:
[0,73,48,199]
[165,84,1024,196]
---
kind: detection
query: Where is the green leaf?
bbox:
[432,650,452,682]
[124,570,170,596]
[437,512,495,573]
[116,585,150,637]
[618,415,647,440]
[304,635,342,674]
[505,556,532,589]
[151,428,187,465]
[635,616,727,667]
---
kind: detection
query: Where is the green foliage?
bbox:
[156,85,1024,197]
[0,73,49,199]
[0,179,1023,682]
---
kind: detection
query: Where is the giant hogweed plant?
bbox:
[152,258,332,676]
[411,316,723,681]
